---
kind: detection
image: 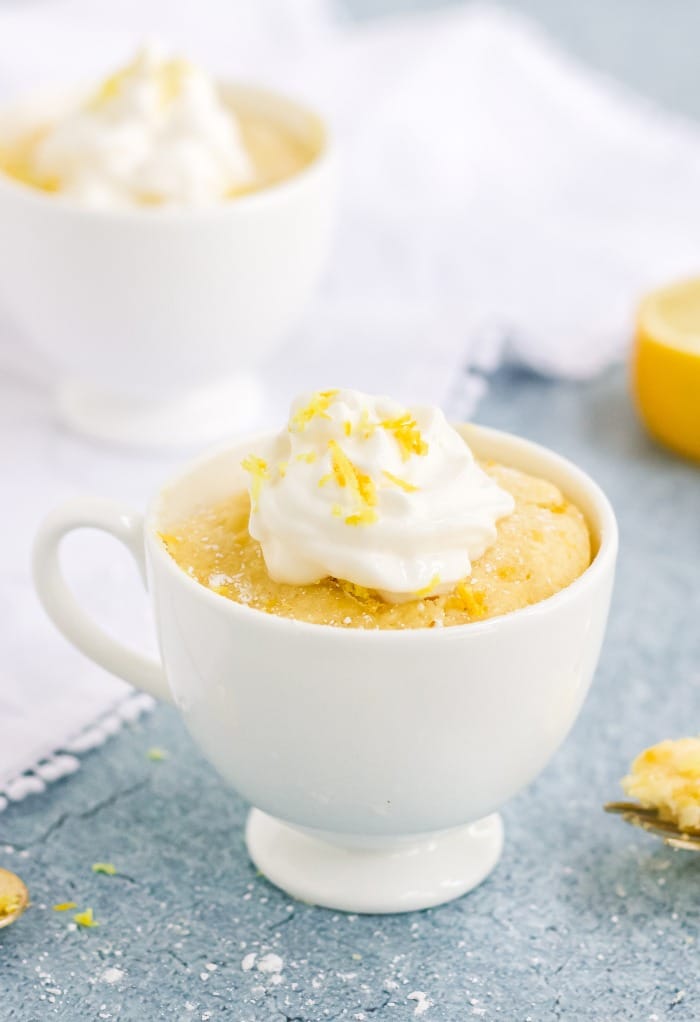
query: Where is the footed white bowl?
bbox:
[33,425,617,912]
[0,83,334,446]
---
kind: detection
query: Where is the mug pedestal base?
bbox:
[56,375,263,448]
[245,809,503,914]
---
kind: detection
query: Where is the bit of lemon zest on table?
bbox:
[241,455,268,510]
[73,907,99,928]
[414,574,441,598]
[92,863,117,875]
[343,420,352,436]
[289,390,339,432]
[147,747,168,761]
[445,581,488,618]
[53,902,77,912]
[382,470,419,493]
[380,413,428,461]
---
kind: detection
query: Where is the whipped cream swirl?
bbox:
[243,389,514,603]
[31,46,253,207]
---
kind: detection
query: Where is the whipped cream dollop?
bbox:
[243,389,515,603]
[31,47,253,207]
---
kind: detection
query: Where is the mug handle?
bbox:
[32,498,172,704]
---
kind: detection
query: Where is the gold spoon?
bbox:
[604,801,700,851]
[0,867,29,928]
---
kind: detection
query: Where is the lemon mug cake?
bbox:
[0,48,332,445]
[161,389,591,628]
[33,392,616,912]
[0,46,318,207]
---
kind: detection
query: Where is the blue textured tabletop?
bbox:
[2,367,699,1022]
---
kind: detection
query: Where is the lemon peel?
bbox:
[380,413,428,461]
[382,470,419,493]
[73,907,99,928]
[414,574,441,598]
[345,509,378,526]
[241,455,268,510]
[289,390,338,432]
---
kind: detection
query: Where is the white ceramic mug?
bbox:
[33,425,617,913]
[0,84,334,446]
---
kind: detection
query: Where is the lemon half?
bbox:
[632,278,700,461]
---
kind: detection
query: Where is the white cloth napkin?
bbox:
[3,0,700,804]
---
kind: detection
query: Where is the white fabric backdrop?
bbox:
[3,0,700,804]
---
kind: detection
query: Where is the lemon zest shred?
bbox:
[445,581,488,618]
[92,863,117,876]
[289,389,339,432]
[88,54,189,114]
[380,413,428,461]
[147,747,168,762]
[328,441,377,507]
[53,902,77,912]
[382,470,419,493]
[356,408,376,439]
[414,574,441,598]
[343,420,352,437]
[159,58,190,106]
[318,473,332,487]
[296,451,317,464]
[345,509,378,526]
[241,455,268,510]
[87,62,134,110]
[73,907,99,928]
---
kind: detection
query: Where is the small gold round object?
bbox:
[0,867,29,928]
